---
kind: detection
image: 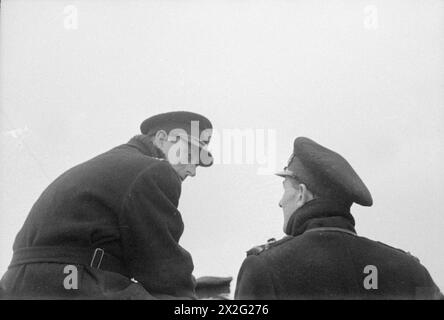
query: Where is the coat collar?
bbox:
[126,136,167,160]
[285,198,356,237]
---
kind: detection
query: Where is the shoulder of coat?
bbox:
[375,240,421,263]
[246,236,294,256]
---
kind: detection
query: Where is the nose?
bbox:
[278,199,283,208]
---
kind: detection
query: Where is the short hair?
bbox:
[144,129,161,140]
[144,128,180,144]
[132,133,156,146]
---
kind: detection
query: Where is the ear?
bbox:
[153,130,168,146]
[298,184,311,204]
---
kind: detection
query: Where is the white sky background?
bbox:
[1,0,443,293]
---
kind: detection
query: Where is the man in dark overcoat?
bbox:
[1,111,215,299]
[235,137,442,300]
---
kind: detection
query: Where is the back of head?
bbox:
[276,137,373,207]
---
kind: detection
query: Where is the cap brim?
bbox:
[275,169,295,178]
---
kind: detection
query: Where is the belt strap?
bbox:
[304,227,357,236]
[10,246,128,277]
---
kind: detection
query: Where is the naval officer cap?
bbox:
[276,137,373,206]
[140,111,214,167]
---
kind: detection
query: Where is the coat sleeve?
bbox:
[119,161,196,299]
[235,255,277,300]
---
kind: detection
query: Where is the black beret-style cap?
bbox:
[276,137,373,207]
[140,111,212,136]
[140,111,214,167]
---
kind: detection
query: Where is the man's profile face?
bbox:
[165,138,199,181]
[279,178,301,232]
[152,130,199,181]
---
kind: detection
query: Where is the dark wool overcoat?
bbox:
[235,199,442,300]
[0,137,196,299]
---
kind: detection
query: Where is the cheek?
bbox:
[283,190,298,206]
[172,164,186,174]
[281,192,291,206]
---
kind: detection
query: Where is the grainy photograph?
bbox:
[0,0,443,303]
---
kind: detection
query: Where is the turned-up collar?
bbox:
[285,198,356,237]
[126,136,167,160]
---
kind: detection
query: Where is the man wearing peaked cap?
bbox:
[1,111,218,299]
[276,137,373,207]
[235,137,442,300]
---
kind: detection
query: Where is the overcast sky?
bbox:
[1,0,443,292]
